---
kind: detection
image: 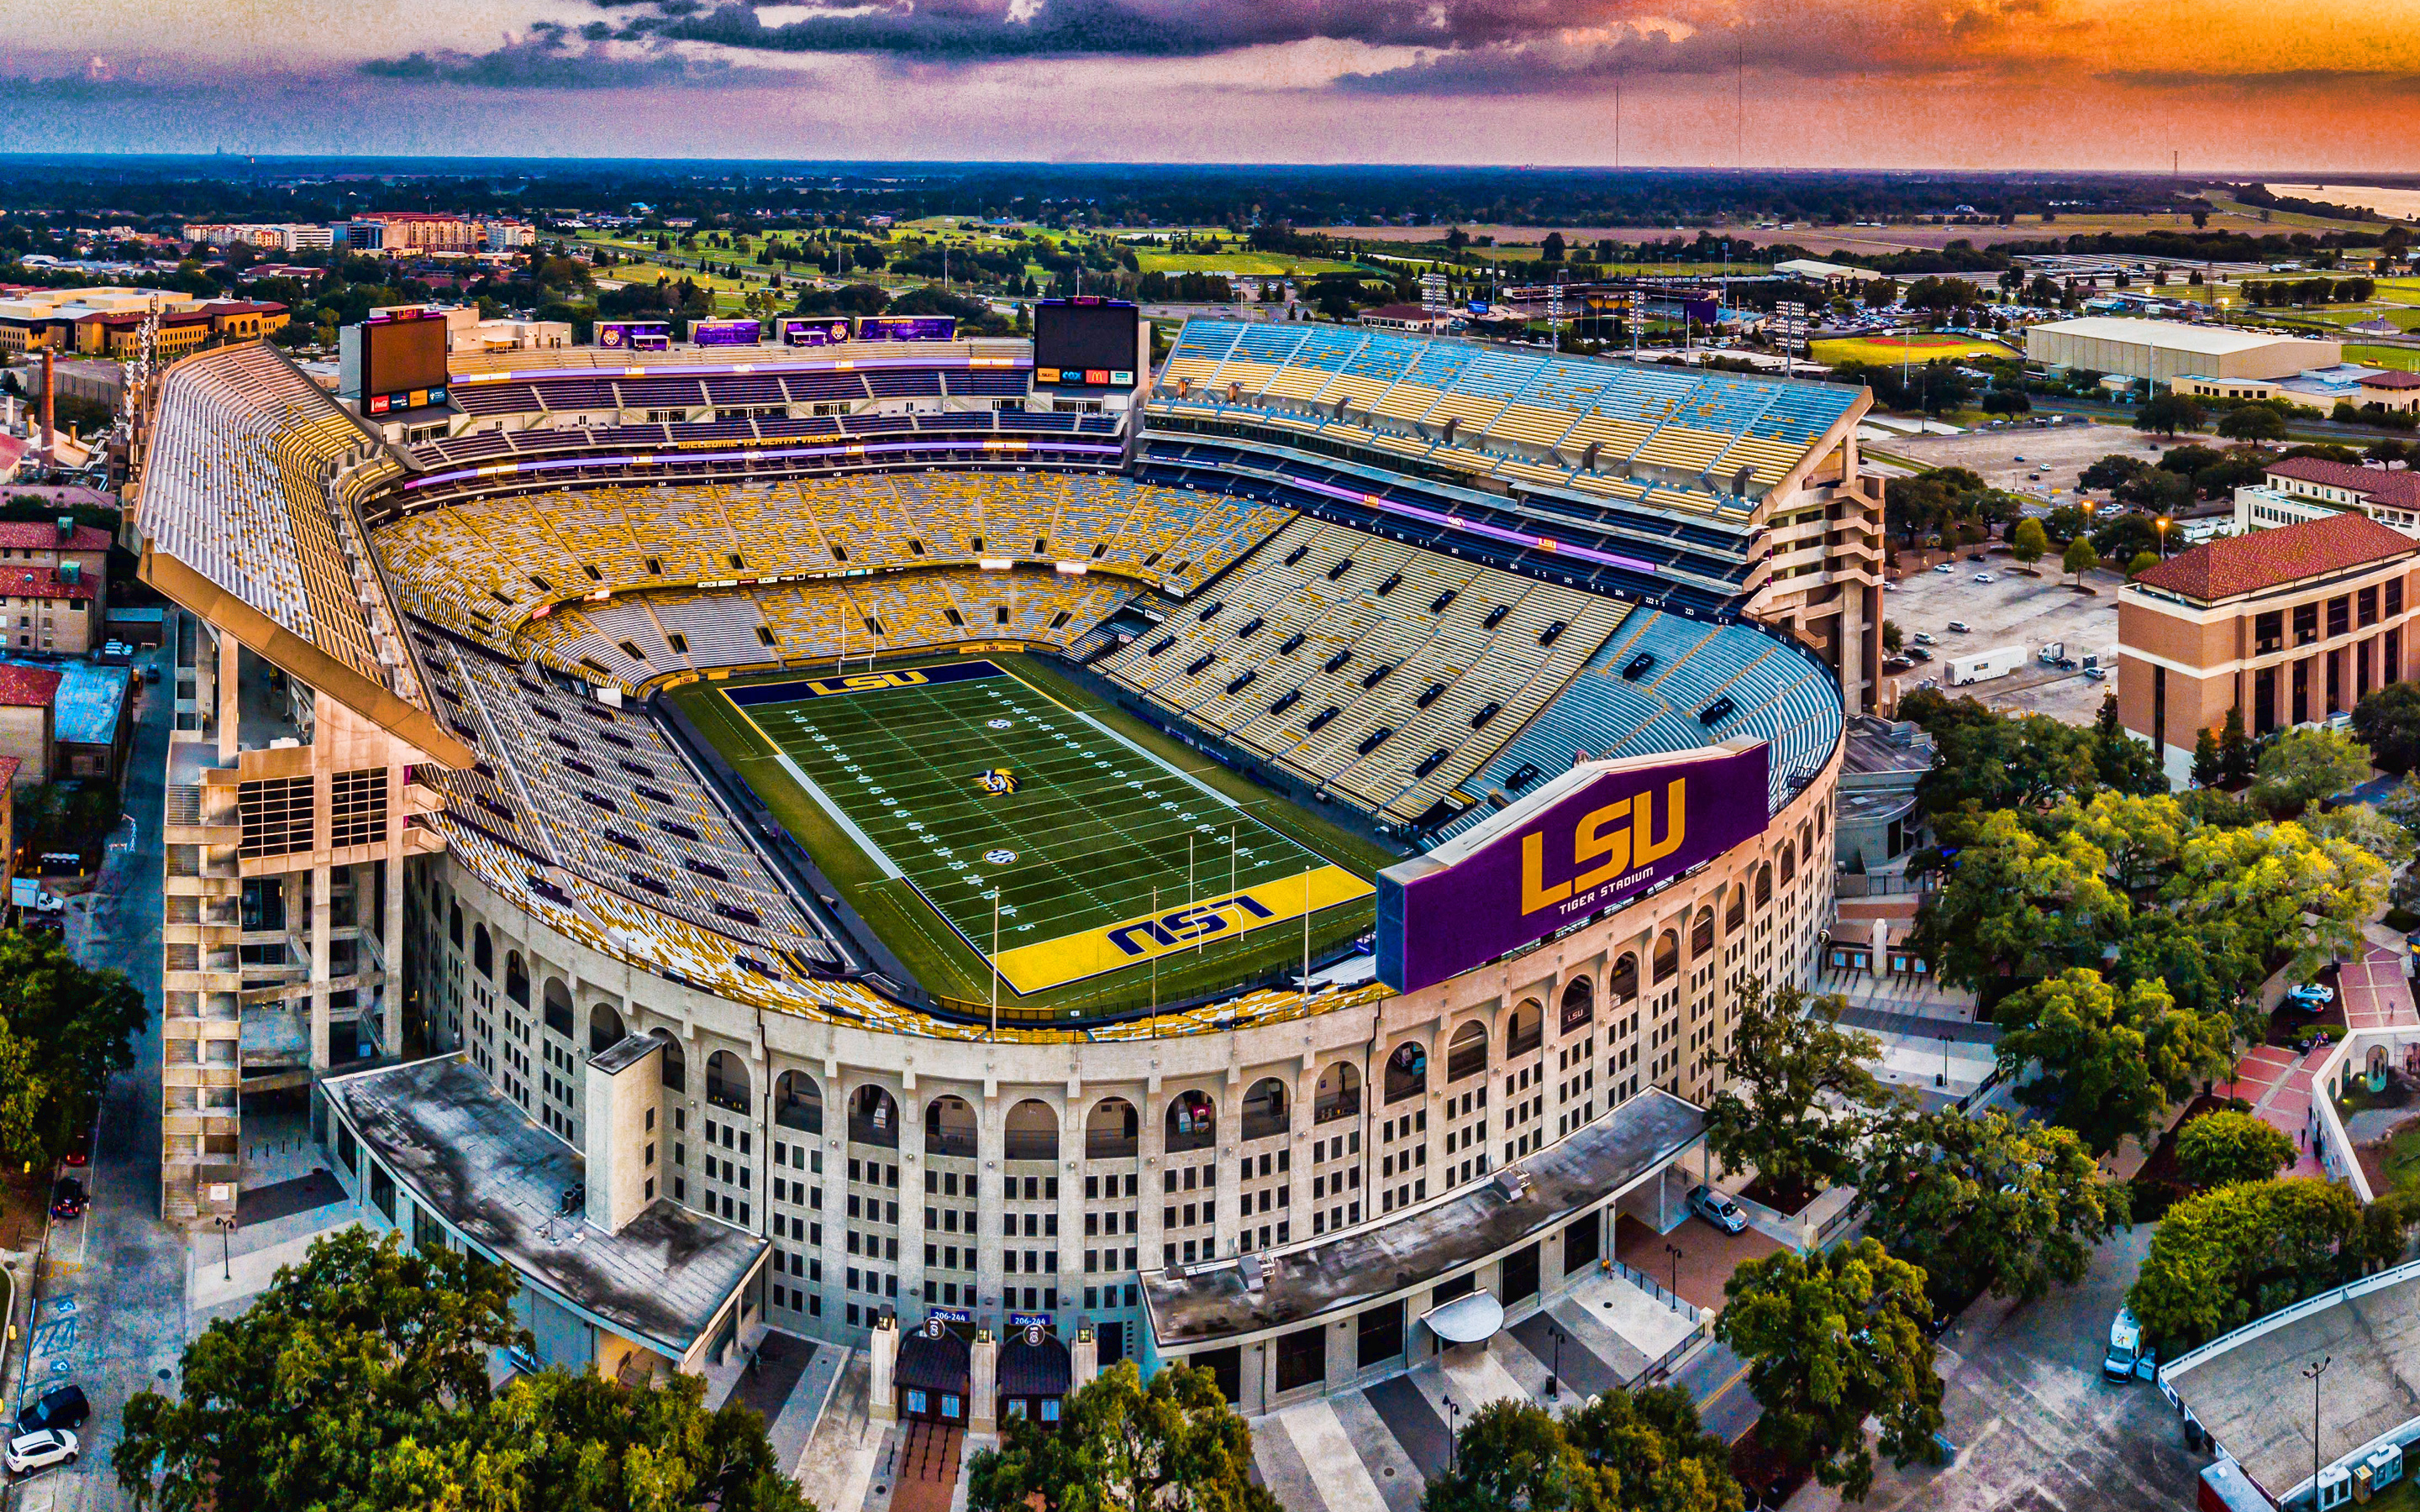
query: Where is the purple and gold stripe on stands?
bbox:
[399,437,1123,492]
[1286,475,1661,576]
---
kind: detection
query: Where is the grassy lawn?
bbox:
[669,652,1391,1017]
[2371,1120,2420,1197]
[1811,333,2018,365]
[2199,193,2384,235]
[2344,343,2420,371]
[1136,250,1368,276]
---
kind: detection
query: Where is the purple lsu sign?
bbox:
[855,315,957,343]
[1376,746,1770,995]
[692,318,763,346]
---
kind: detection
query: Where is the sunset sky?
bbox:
[0,0,2411,169]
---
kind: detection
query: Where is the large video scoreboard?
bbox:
[1033,298,1142,390]
[341,309,450,415]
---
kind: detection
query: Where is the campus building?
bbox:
[2118,512,2420,785]
[2024,317,2341,386]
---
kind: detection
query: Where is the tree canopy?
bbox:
[2175,1110,2297,1190]
[0,927,145,1167]
[1855,1110,2127,1305]
[1415,1389,1744,1512]
[2128,1178,2365,1347]
[968,1358,1273,1512]
[2253,726,2374,815]
[116,1229,813,1512]
[1715,1239,1944,1501]
[1993,969,2234,1156]
[2352,682,2420,776]
[1706,980,1897,1206]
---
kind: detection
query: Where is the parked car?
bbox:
[1967,553,1987,563]
[2286,983,2336,1009]
[1946,620,1973,633]
[14,1386,87,1437]
[3,1428,76,1477]
[1687,1184,1748,1235]
[60,1126,89,1168]
[1933,564,1954,575]
[1973,573,1995,584]
[1907,647,1933,662]
[1912,631,1938,645]
[2085,666,2108,681]
[48,1178,86,1221]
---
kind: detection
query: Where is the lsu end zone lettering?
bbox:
[989,866,1374,994]
[722,659,1006,706]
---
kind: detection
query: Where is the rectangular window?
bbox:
[2254,610,2284,655]
[330,768,390,848]
[2361,586,2381,629]
[2329,596,2351,638]
[1274,1326,1327,1393]
[2295,602,2319,646]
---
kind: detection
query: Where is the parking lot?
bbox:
[1885,559,2121,726]
[1886,417,2162,507]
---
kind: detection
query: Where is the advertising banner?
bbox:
[692,318,762,346]
[779,318,853,347]
[855,315,957,343]
[596,321,671,351]
[1376,745,1770,995]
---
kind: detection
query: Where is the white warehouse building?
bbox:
[2025,317,2341,386]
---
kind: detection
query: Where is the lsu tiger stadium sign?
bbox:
[1376,744,1770,995]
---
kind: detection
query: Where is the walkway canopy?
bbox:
[1420,1289,1505,1345]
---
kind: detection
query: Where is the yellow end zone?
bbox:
[988,866,1376,995]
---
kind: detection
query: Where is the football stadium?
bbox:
[138,302,1878,1423]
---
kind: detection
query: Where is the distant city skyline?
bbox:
[0,0,2410,171]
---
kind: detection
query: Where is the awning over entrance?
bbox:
[1000,1330,1072,1398]
[897,1329,971,1394]
[1420,1289,1505,1345]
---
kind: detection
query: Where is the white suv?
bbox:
[3,1428,76,1477]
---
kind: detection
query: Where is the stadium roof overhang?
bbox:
[140,542,476,769]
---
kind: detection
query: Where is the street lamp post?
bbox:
[1665,1242,1683,1299]
[215,1215,236,1281]
[1546,1322,1564,1399]
[2305,1357,2331,1503]
[1443,1397,1462,1472]
[1939,1034,1950,1088]
[2157,516,2172,560]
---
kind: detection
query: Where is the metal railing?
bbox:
[1605,1256,1703,1323]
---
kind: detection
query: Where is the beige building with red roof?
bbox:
[2121,511,2420,784]
[2234,456,2420,538]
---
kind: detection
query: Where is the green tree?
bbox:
[1563,1387,1744,1512]
[2129,1178,2362,1347]
[2128,549,2159,578]
[1705,980,1897,1206]
[2080,454,2151,493]
[2133,392,2207,436]
[2169,818,2390,985]
[1420,1399,1600,1512]
[2220,705,2255,783]
[1919,808,2132,987]
[1715,1239,1945,1501]
[2191,727,2223,787]
[0,928,145,1166]
[2062,535,2101,584]
[2175,1110,2297,1189]
[2353,681,2420,774]
[2217,406,2289,442]
[1856,1110,2126,1305]
[1881,619,1904,655]
[2009,516,2048,570]
[968,1359,1273,1512]
[2251,725,2373,815]
[1993,969,2233,1155]
[116,1229,811,1512]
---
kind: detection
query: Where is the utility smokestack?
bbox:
[39,346,54,462]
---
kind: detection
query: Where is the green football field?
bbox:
[707,658,1376,1004]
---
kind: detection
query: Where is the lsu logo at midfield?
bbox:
[802,669,930,697]
[1520,777,1687,915]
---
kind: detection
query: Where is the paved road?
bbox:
[8,646,183,1512]
[1789,1226,2202,1511]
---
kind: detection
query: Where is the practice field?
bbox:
[713,659,1376,999]
[1810,333,2018,366]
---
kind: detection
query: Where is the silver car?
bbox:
[1687,1184,1747,1234]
